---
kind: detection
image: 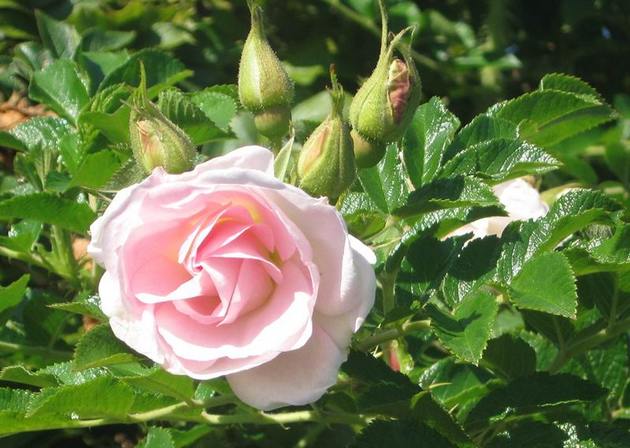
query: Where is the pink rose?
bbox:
[87,146,376,410]
[448,178,548,240]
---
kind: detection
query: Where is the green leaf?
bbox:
[158,89,231,145]
[73,324,137,370]
[605,142,630,186]
[540,73,603,102]
[425,290,498,364]
[274,132,295,182]
[566,339,628,401]
[521,311,574,349]
[170,425,213,448]
[445,115,519,161]
[0,220,42,252]
[0,366,58,388]
[488,421,569,448]
[29,60,89,124]
[49,293,106,320]
[561,422,630,448]
[350,420,456,448]
[34,10,80,59]
[191,87,239,132]
[590,224,630,265]
[441,236,502,306]
[510,252,578,318]
[487,86,614,148]
[103,157,146,191]
[482,334,536,379]
[496,189,620,282]
[0,274,29,314]
[27,376,136,418]
[69,150,125,189]
[0,411,67,436]
[398,235,468,300]
[465,373,606,431]
[403,97,460,187]
[419,358,494,420]
[80,108,130,143]
[358,144,410,214]
[78,51,130,93]
[338,191,386,239]
[99,49,192,95]
[399,175,502,216]
[564,224,630,275]
[0,193,96,233]
[0,387,36,413]
[342,351,420,411]
[38,362,109,386]
[439,138,559,182]
[410,392,474,446]
[0,116,72,152]
[80,29,136,52]
[118,366,195,403]
[138,427,176,448]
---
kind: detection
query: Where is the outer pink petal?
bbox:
[226,325,345,410]
[88,171,166,271]
[314,236,376,348]
[262,186,374,316]
[98,271,166,364]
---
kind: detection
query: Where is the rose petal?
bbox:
[154,260,317,360]
[227,324,345,410]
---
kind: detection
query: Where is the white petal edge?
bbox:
[226,325,345,410]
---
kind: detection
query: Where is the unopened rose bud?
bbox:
[238,0,294,139]
[129,68,196,174]
[298,69,356,199]
[349,0,421,167]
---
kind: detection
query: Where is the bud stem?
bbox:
[378,0,389,59]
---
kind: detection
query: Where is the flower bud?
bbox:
[298,70,356,199]
[238,1,294,139]
[349,0,421,167]
[129,68,196,174]
[350,129,386,169]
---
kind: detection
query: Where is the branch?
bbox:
[355,319,431,351]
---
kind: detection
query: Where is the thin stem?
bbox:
[200,409,370,426]
[322,0,439,71]
[608,282,620,331]
[0,246,48,270]
[0,398,373,436]
[355,319,431,351]
[129,402,191,422]
[378,0,388,57]
[51,226,80,287]
[380,270,397,315]
[548,317,630,373]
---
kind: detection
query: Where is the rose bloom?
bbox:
[448,178,548,240]
[88,146,376,410]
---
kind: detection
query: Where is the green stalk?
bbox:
[321,0,438,71]
[548,317,630,373]
[355,319,431,351]
[50,226,80,288]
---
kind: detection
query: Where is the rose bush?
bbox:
[87,145,376,410]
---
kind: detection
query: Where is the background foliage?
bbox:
[0,0,629,447]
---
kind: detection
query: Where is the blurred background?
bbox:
[1,0,630,123]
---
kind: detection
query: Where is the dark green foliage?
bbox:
[0,1,628,447]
